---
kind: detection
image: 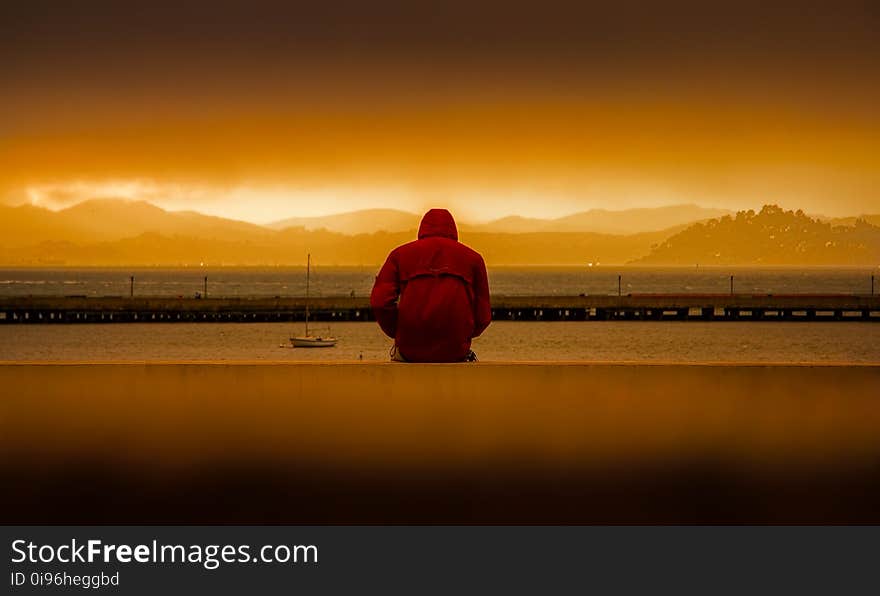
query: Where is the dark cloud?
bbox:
[1,1,877,216]
[4,1,878,68]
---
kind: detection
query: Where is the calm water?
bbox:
[3,267,877,363]
[1,322,877,363]
[0,266,877,297]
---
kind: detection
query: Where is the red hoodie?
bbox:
[370,209,491,362]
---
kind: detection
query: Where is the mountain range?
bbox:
[0,199,272,247]
[268,204,731,235]
[1,199,878,266]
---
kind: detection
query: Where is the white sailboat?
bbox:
[290,254,337,348]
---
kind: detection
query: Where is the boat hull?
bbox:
[290,337,337,348]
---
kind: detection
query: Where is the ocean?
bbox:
[1,267,877,363]
[0,266,877,297]
[1,321,878,363]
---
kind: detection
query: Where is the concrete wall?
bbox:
[2,363,879,522]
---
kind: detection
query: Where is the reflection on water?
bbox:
[1,321,877,363]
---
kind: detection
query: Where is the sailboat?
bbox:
[290,254,338,348]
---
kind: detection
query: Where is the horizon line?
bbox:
[7,197,838,227]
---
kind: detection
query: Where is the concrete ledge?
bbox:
[2,362,879,522]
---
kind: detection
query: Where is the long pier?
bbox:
[1,294,879,323]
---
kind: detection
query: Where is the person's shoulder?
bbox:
[456,241,486,264]
[392,238,422,256]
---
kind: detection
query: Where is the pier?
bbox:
[1,294,879,323]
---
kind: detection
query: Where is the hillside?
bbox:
[269,209,422,235]
[0,199,273,247]
[469,204,731,235]
[828,214,880,227]
[270,204,731,235]
[3,199,729,247]
[0,228,671,267]
[0,199,721,265]
[634,205,880,266]
[3,199,877,266]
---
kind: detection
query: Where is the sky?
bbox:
[2,1,878,223]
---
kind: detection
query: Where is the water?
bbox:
[2,267,876,363]
[1,321,877,363]
[0,266,876,298]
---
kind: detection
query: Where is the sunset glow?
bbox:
[2,1,878,223]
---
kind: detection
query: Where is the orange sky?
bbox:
[2,1,878,222]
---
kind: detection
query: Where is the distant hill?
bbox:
[828,214,880,227]
[0,199,273,247]
[634,205,880,266]
[270,204,731,235]
[0,199,683,265]
[3,199,877,266]
[3,200,730,247]
[470,204,731,235]
[0,204,79,248]
[0,228,674,267]
[269,209,422,235]
[56,199,272,241]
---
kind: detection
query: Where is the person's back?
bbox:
[370,209,491,362]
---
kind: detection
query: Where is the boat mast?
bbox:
[305,253,310,336]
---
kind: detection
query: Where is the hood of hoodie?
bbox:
[417,209,458,241]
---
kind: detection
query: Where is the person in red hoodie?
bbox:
[370,208,491,362]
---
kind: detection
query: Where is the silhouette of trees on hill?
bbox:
[636,205,880,265]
